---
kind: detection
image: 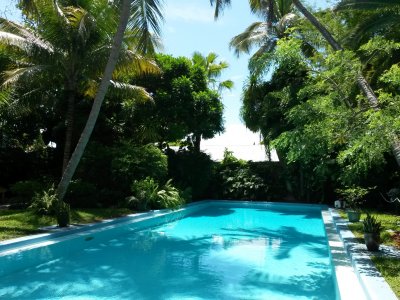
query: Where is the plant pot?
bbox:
[364,233,380,251]
[347,210,361,222]
[56,202,70,227]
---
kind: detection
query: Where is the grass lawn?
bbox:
[339,210,400,298]
[0,208,132,241]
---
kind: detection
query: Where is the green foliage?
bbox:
[166,149,214,200]
[217,151,268,200]
[220,167,267,200]
[112,143,168,193]
[10,179,48,204]
[128,177,159,211]
[29,187,57,216]
[363,213,382,234]
[336,186,372,210]
[127,177,184,211]
[65,180,98,208]
[131,54,225,148]
[156,179,185,209]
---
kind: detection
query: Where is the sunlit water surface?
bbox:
[0,204,337,299]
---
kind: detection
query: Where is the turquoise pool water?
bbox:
[0,202,337,299]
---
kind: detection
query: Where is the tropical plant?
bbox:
[363,213,382,234]
[29,186,57,216]
[336,0,400,46]
[229,1,296,77]
[336,186,371,211]
[128,177,159,211]
[191,51,233,92]
[54,199,71,227]
[363,213,382,251]
[156,179,184,209]
[0,0,158,173]
[132,54,225,152]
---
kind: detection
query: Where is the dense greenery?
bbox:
[1,1,400,217]
[233,2,400,203]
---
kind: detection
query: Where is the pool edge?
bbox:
[329,209,398,300]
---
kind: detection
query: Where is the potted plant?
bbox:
[336,186,371,222]
[363,214,382,251]
[55,200,71,227]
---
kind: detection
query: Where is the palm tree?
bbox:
[191,51,233,92]
[335,0,400,48]
[210,0,400,167]
[229,1,296,77]
[57,0,164,202]
[0,0,159,173]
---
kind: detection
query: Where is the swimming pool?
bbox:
[0,201,351,299]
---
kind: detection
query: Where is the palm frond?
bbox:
[0,18,54,52]
[218,79,234,91]
[230,22,272,57]
[129,0,164,55]
[109,80,153,103]
[345,11,400,47]
[209,0,231,19]
[336,0,400,10]
[116,50,160,75]
[2,65,48,87]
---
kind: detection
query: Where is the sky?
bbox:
[0,0,335,159]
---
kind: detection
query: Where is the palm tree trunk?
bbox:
[56,0,132,201]
[293,0,400,166]
[62,89,75,173]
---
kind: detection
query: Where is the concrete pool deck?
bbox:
[329,209,398,300]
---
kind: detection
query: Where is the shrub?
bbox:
[29,186,57,215]
[220,167,267,200]
[127,177,160,211]
[124,177,185,211]
[166,149,214,199]
[112,143,168,194]
[156,179,185,209]
[65,180,98,208]
[10,179,48,204]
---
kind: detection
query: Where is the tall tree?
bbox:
[56,0,163,202]
[210,0,400,167]
[0,0,158,173]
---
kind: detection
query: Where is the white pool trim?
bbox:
[329,209,398,300]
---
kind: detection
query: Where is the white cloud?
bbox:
[165,3,215,24]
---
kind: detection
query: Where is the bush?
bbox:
[219,166,267,200]
[29,187,57,215]
[127,177,160,211]
[65,180,98,208]
[10,179,49,204]
[166,149,214,199]
[156,179,185,209]
[124,177,185,211]
[112,143,168,194]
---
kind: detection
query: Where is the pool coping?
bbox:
[0,200,396,300]
[329,209,398,300]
